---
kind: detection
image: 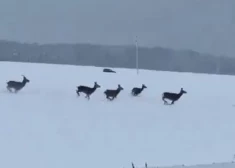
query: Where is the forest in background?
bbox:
[0,40,234,75]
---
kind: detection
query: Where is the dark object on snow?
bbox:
[132,163,135,168]
[76,82,101,100]
[103,68,116,73]
[162,88,187,105]
[7,75,30,93]
[104,84,123,101]
[131,84,147,96]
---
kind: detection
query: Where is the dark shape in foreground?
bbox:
[7,75,30,93]
[131,84,147,96]
[104,84,123,101]
[76,82,100,100]
[162,88,187,105]
[132,162,135,168]
[103,68,116,73]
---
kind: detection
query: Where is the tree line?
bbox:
[0,40,234,75]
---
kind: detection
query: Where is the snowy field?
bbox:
[0,61,234,168]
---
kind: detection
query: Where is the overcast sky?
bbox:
[0,0,235,57]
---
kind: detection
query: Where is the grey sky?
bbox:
[0,0,235,57]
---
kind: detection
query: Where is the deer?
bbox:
[104,84,123,101]
[162,88,187,105]
[6,75,30,93]
[131,84,147,96]
[76,82,100,100]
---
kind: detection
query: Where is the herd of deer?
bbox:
[6,75,187,105]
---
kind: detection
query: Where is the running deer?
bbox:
[131,84,147,96]
[76,82,100,100]
[104,84,123,101]
[162,88,187,105]
[7,75,30,93]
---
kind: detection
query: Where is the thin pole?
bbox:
[135,36,139,74]
[216,56,220,74]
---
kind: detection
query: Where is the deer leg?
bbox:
[86,95,90,100]
[76,90,80,96]
[163,98,168,105]
[7,86,12,92]
[171,101,174,105]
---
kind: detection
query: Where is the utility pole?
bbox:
[135,36,139,74]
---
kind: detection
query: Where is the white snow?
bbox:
[0,61,234,168]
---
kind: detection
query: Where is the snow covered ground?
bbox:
[0,61,234,168]
[144,162,235,168]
